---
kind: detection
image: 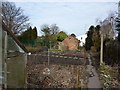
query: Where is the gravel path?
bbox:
[87,53,102,88]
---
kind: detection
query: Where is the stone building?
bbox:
[61,36,80,51]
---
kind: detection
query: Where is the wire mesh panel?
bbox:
[6,35,27,88]
[0,30,7,88]
[6,53,27,88]
[0,30,27,88]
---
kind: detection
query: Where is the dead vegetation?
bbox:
[27,63,88,88]
[98,63,120,88]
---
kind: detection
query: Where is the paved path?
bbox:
[86,53,102,88]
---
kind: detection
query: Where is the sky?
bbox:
[7,0,120,2]
[11,0,118,36]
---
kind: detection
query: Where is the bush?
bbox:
[91,46,97,53]
[104,41,120,66]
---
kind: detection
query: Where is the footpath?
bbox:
[86,53,102,89]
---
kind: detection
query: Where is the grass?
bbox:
[26,46,41,53]
[49,49,63,52]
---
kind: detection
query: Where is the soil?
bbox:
[27,64,88,88]
[27,51,120,88]
[27,51,88,88]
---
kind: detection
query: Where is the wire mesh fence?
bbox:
[18,39,55,48]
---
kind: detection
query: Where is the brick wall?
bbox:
[62,36,79,50]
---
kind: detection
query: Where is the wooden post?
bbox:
[76,66,80,88]
[100,34,103,65]
[48,49,50,65]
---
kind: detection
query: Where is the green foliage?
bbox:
[40,24,68,48]
[98,64,119,88]
[115,18,120,42]
[49,49,63,52]
[85,25,101,51]
[118,31,120,42]
[41,24,51,42]
[104,40,120,66]
[41,24,60,42]
[33,27,38,40]
[116,24,120,31]
[115,17,120,32]
[85,26,94,50]
[92,25,101,51]
[56,31,68,42]
[78,46,84,50]
[17,26,38,46]
[95,25,100,33]
[41,25,50,36]
[26,46,41,53]
[70,33,76,38]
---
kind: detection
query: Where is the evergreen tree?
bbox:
[28,26,33,40]
[32,27,37,40]
[70,33,76,38]
[56,31,68,42]
[118,31,120,42]
[85,26,94,50]
[116,17,120,42]
[17,26,37,41]
[92,25,101,51]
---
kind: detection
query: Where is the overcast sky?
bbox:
[12,0,118,36]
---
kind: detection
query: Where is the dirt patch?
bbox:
[27,63,88,88]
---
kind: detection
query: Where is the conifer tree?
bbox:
[85,26,94,50]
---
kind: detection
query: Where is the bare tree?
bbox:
[96,16,116,39]
[41,24,50,36]
[1,1,30,34]
[50,24,59,35]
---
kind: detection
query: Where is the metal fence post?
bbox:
[0,30,2,89]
